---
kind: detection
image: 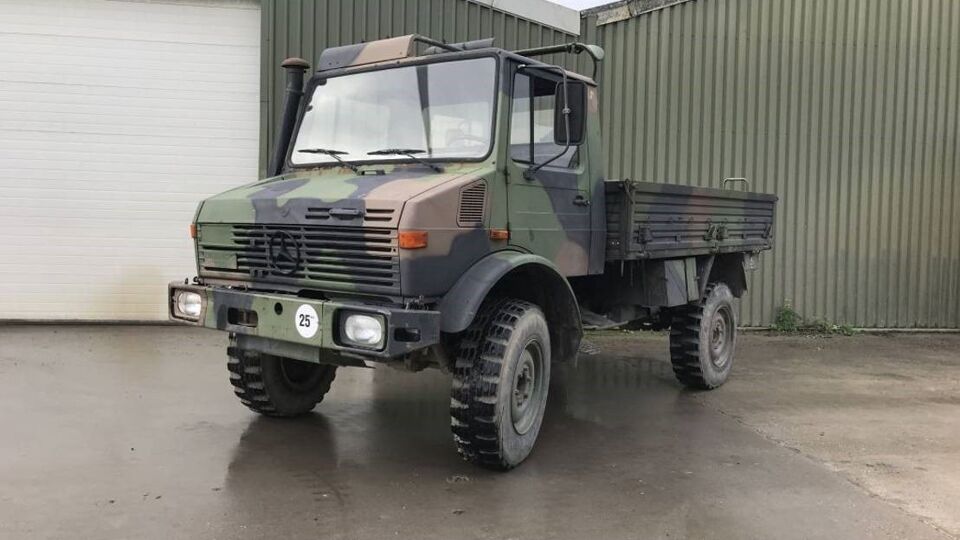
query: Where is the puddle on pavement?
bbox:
[223,351,688,480]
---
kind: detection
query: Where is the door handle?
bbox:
[573,194,590,207]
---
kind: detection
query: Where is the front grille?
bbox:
[198,224,400,296]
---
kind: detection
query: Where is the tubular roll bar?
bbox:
[413,34,461,52]
[512,42,605,79]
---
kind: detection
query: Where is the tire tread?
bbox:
[669,283,728,390]
[450,298,537,470]
[227,339,336,417]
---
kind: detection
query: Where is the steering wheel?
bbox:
[447,132,487,147]
[446,120,488,148]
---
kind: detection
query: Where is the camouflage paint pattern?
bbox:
[604,180,777,261]
[195,160,500,300]
[316,35,416,72]
[173,36,777,360]
[169,283,440,359]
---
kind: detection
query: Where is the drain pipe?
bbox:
[268,57,310,177]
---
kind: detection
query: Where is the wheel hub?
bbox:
[708,306,734,369]
[279,357,324,392]
[511,340,544,435]
[514,363,533,408]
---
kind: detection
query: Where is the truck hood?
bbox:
[196,163,486,228]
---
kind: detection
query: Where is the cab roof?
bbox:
[315,34,603,85]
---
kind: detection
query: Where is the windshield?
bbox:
[290,57,497,166]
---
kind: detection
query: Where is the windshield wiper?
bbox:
[367,148,443,173]
[297,147,362,174]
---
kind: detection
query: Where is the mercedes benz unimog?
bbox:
[169,35,777,470]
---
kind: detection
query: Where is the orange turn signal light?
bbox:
[489,228,510,241]
[189,223,197,239]
[398,230,428,249]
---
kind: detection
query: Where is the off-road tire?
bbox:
[227,338,337,417]
[669,282,737,390]
[450,298,551,470]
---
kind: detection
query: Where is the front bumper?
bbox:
[168,282,440,359]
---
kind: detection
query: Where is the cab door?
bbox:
[505,66,592,276]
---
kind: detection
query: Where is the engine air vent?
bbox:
[305,206,396,224]
[457,181,486,226]
[363,208,395,223]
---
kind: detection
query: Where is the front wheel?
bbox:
[227,337,337,417]
[450,299,551,470]
[669,282,737,389]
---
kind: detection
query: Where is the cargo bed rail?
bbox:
[605,179,777,261]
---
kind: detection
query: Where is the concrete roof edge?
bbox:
[581,0,697,25]
[468,0,581,36]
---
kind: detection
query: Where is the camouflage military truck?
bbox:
[169,35,777,470]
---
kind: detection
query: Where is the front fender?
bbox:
[439,250,578,334]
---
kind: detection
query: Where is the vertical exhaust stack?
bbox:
[268,57,311,177]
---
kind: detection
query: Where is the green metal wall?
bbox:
[583,0,960,328]
[259,0,576,178]
[260,0,960,328]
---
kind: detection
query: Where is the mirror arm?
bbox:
[519,64,573,181]
[512,42,605,80]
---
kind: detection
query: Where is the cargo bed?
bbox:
[605,179,777,261]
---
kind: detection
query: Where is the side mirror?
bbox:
[583,44,605,62]
[554,81,586,146]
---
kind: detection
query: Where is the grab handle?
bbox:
[722,177,751,191]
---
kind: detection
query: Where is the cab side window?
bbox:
[510,72,580,169]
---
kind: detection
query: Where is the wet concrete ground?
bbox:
[0,326,957,539]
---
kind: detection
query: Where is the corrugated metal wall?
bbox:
[261,0,960,328]
[259,0,576,177]
[583,0,960,328]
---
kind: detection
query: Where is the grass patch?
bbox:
[772,302,803,332]
[771,301,859,336]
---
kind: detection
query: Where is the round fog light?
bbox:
[343,313,385,349]
[176,291,203,319]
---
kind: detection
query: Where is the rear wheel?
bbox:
[669,283,737,389]
[227,337,337,416]
[450,298,551,470]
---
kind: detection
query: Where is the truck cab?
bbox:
[169,35,776,470]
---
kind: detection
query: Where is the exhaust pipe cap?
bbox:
[281,57,310,70]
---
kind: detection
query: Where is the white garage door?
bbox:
[0,0,261,320]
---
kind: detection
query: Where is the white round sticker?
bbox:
[294,304,319,339]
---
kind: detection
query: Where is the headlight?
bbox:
[175,291,203,320]
[341,312,385,350]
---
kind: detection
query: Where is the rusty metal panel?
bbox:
[584,0,960,328]
[259,0,577,179]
